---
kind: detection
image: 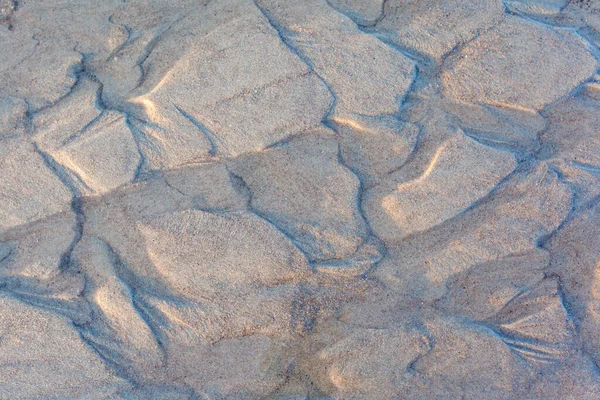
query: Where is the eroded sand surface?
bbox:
[1,0,600,398]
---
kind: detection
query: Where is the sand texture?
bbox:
[1,0,600,398]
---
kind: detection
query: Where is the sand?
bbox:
[1,0,600,398]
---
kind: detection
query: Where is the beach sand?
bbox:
[1,0,600,398]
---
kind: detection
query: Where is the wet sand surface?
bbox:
[1,0,600,398]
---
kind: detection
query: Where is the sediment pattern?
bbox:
[1,0,600,398]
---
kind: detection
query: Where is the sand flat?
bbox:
[1,0,600,398]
